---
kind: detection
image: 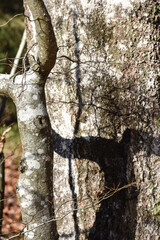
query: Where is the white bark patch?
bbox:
[24,178,32,186]
[26,194,33,201]
[104,0,146,21]
[32,94,38,100]
[107,0,133,9]
[28,7,38,59]
[80,0,96,11]
[26,159,40,169]
[18,187,26,197]
[21,200,33,208]
[13,74,23,84]
[118,43,127,51]
[25,152,34,158]
[38,149,44,154]
[25,152,40,169]
[26,169,33,176]
[18,104,47,122]
[27,231,35,239]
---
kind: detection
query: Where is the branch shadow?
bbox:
[52,127,159,239]
[52,128,135,239]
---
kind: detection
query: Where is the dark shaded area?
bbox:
[0,97,17,126]
[0,97,6,117]
[52,128,137,239]
[0,1,23,14]
[52,128,159,240]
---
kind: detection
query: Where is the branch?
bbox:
[5,182,136,240]
[0,14,23,28]
[0,74,13,97]
[0,30,26,98]
[24,0,57,77]
[10,30,26,76]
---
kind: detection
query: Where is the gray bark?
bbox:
[45,0,160,239]
[0,0,57,239]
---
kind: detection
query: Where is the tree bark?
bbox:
[45,0,160,239]
[0,0,57,239]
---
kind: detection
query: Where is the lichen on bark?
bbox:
[45,0,160,239]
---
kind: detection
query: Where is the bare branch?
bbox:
[0,14,23,28]
[10,30,26,76]
[5,182,136,240]
[24,0,57,77]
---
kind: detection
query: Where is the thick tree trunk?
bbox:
[45,0,160,239]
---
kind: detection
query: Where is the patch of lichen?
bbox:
[87,10,115,51]
[85,3,159,135]
[153,201,160,218]
[86,8,140,71]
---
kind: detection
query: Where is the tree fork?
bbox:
[0,0,57,239]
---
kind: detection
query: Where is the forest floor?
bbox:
[0,124,23,240]
[1,154,23,239]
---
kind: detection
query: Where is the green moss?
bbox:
[154,117,160,126]
[153,201,160,216]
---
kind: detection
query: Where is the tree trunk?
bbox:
[45,0,160,239]
[0,0,57,239]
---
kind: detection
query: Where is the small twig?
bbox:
[0,14,23,28]
[4,182,136,240]
[0,127,12,152]
[57,55,78,63]
[0,127,12,167]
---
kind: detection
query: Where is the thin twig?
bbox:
[5,182,136,240]
[0,14,23,28]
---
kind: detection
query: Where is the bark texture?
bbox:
[14,72,57,240]
[0,0,57,239]
[45,0,160,239]
[24,0,57,77]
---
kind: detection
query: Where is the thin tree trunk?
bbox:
[0,0,57,239]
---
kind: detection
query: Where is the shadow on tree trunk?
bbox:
[52,128,137,239]
[52,128,159,239]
